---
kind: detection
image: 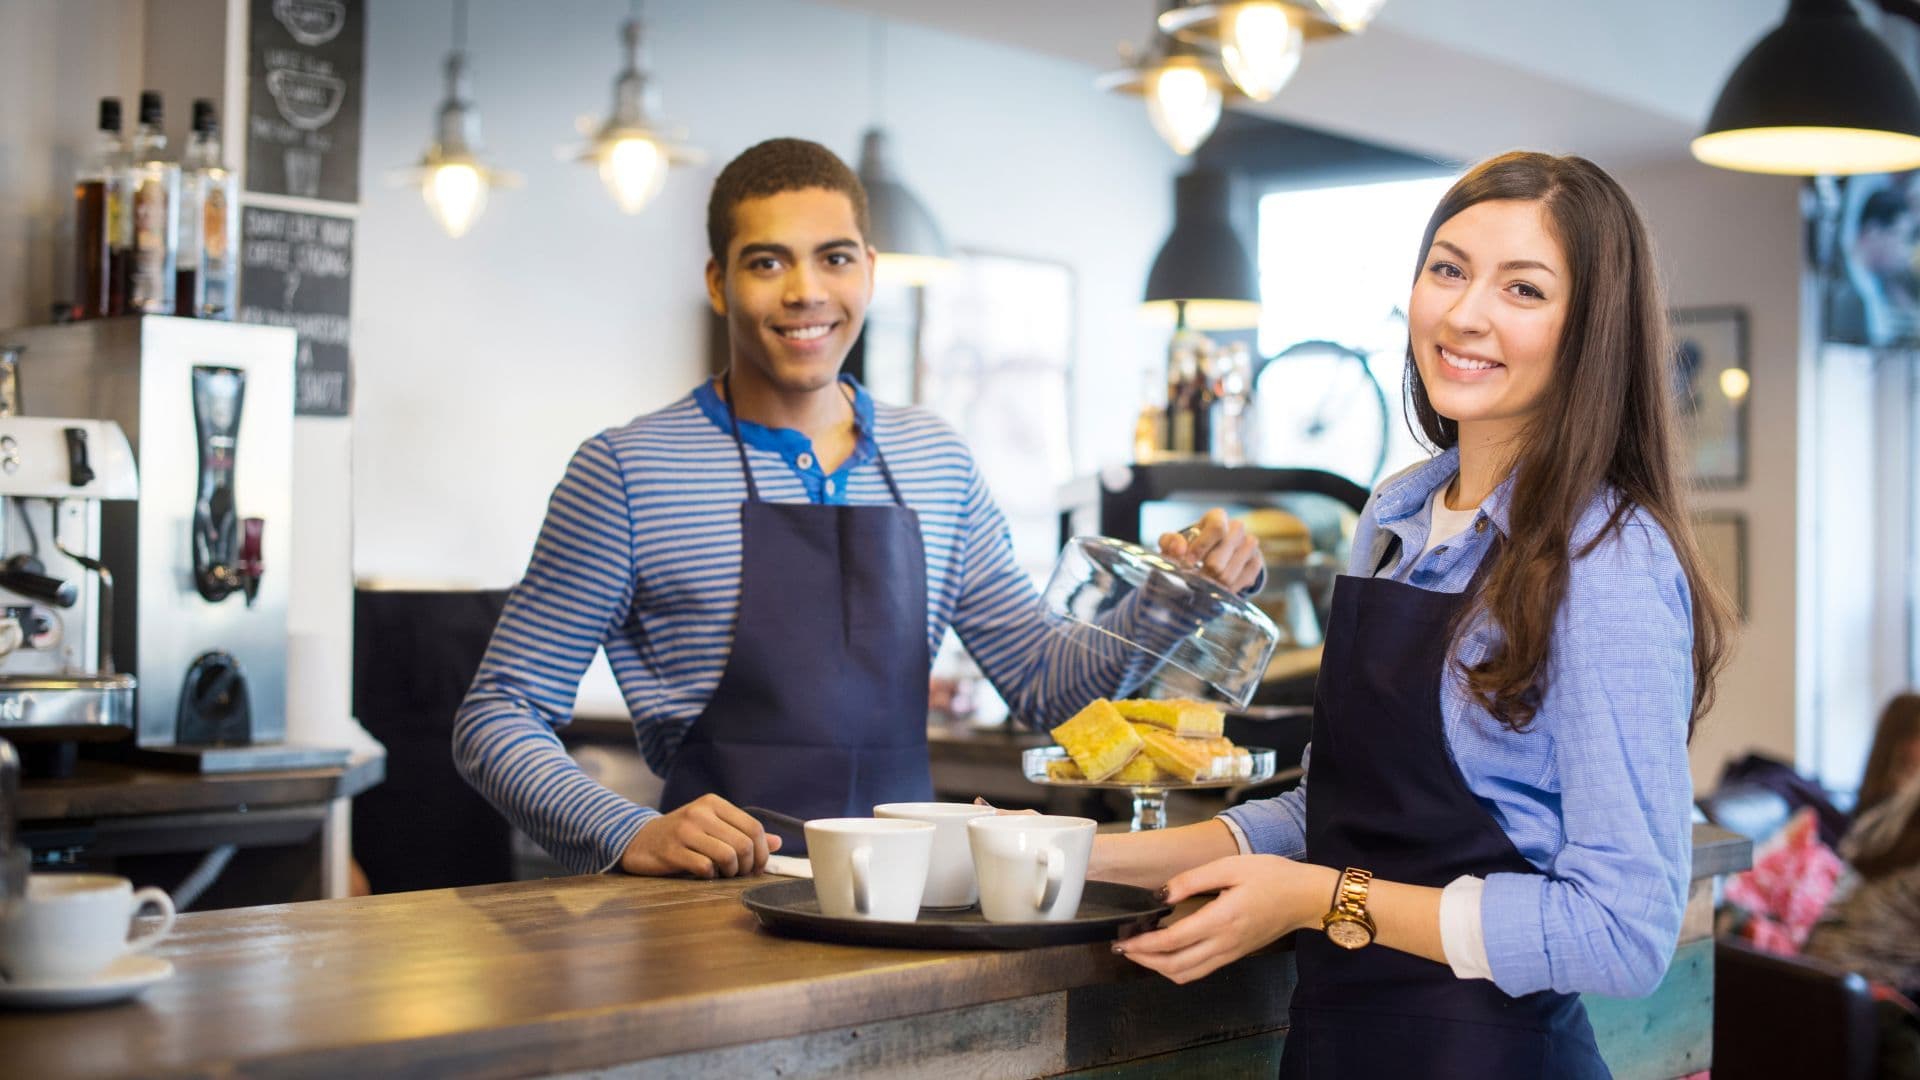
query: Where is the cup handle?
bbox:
[1035,847,1065,914]
[125,887,176,953]
[851,846,872,917]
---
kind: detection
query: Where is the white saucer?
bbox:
[0,954,174,1009]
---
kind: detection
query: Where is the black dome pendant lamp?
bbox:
[1694,0,1920,176]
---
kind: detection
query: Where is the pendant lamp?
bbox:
[1157,1,1330,102]
[1694,0,1920,176]
[858,22,951,286]
[392,0,520,238]
[1143,169,1262,330]
[572,1,705,215]
[1100,1,1244,156]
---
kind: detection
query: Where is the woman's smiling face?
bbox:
[1408,198,1570,442]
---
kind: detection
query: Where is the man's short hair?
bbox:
[706,138,871,266]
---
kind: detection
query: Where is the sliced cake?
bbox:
[1136,727,1212,783]
[1050,698,1145,781]
[1114,698,1225,738]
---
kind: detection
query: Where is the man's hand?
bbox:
[619,793,780,878]
[1159,508,1262,593]
[1115,854,1336,984]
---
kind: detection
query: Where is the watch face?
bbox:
[1326,918,1371,950]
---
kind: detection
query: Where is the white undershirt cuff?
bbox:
[1439,874,1494,980]
[1219,814,1253,855]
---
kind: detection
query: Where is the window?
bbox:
[1255,175,1456,485]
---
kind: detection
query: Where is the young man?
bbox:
[454,138,1260,879]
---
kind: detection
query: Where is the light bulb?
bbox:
[1316,0,1387,33]
[599,136,669,215]
[1719,367,1751,402]
[423,163,488,238]
[1221,4,1303,101]
[1146,64,1223,156]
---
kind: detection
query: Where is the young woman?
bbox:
[1089,152,1735,1077]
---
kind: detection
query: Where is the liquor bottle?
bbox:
[1192,346,1218,461]
[72,98,129,320]
[179,100,237,319]
[127,91,180,315]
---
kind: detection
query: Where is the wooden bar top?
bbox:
[2,825,1752,1080]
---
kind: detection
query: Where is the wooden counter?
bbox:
[0,827,1750,1079]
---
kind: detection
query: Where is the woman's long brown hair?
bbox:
[1405,152,1735,736]
[1855,693,1920,821]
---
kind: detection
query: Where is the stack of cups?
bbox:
[803,805,1097,924]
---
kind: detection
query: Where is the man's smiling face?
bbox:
[707,187,876,396]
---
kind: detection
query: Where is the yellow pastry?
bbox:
[1136,727,1212,783]
[1114,698,1225,738]
[1050,698,1144,781]
[1046,758,1086,781]
[1112,753,1164,785]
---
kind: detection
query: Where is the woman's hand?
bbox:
[1159,508,1262,593]
[1116,854,1337,984]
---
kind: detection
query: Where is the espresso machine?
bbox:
[0,346,141,774]
[2,318,339,771]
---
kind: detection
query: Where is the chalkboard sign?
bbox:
[237,207,354,416]
[246,0,364,203]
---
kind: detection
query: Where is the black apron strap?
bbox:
[719,371,761,504]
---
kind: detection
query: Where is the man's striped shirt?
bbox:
[453,377,1090,873]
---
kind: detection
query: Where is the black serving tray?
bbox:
[740,879,1171,950]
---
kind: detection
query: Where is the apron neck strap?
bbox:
[720,371,763,503]
[718,373,908,509]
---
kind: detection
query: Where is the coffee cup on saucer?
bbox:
[0,873,176,986]
[967,815,1096,923]
[803,818,935,922]
[873,802,994,909]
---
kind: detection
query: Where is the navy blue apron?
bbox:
[1281,535,1610,1079]
[656,376,933,855]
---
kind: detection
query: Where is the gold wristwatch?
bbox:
[1321,867,1376,950]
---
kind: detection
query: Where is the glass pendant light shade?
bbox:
[1097,25,1237,158]
[857,128,951,286]
[1314,0,1387,33]
[424,161,488,238]
[1693,0,1920,176]
[392,50,521,239]
[1158,2,1317,102]
[573,17,704,215]
[1146,61,1225,154]
[1219,3,1305,101]
[1142,169,1262,330]
[599,138,668,214]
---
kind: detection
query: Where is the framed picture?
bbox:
[1671,306,1749,489]
[1694,510,1748,621]
[917,251,1078,577]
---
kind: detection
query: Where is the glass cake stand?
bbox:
[1022,745,1278,830]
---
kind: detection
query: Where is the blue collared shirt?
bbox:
[1220,448,1695,999]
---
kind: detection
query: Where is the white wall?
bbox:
[1614,159,1805,792]
[352,0,1177,589]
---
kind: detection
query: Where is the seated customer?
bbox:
[1803,693,1920,999]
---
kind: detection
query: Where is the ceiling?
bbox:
[817,1,1796,169]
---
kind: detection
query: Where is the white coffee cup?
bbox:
[804,818,935,922]
[874,802,996,909]
[0,873,176,984]
[967,815,1097,923]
